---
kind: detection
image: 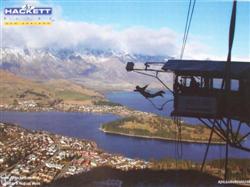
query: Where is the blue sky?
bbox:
[2,0,250,60]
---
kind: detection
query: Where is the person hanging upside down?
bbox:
[134,85,165,98]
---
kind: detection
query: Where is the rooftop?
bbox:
[162,60,250,79]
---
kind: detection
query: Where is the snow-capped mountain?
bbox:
[1,47,171,90]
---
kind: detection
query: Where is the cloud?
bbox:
[2,19,249,61]
[2,19,181,57]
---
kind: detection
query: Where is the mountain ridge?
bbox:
[1,47,172,91]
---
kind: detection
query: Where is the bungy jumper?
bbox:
[134,85,165,99]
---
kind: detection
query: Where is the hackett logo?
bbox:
[3,4,54,26]
[4,4,52,15]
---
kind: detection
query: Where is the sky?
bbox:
[1,0,250,61]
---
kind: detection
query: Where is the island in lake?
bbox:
[101,115,224,144]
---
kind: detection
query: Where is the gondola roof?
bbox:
[162,60,250,79]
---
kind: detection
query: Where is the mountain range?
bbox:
[1,47,171,91]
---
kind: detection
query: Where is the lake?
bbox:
[0,92,249,162]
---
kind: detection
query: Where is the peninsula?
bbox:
[0,123,149,186]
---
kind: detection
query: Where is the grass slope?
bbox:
[0,70,102,105]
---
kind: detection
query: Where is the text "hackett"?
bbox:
[4,8,52,15]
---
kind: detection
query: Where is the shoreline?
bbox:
[0,103,153,118]
[100,128,225,145]
[1,108,225,145]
